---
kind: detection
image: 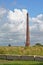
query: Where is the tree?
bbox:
[8,44,11,47]
[35,43,42,46]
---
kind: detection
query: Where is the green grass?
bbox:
[0,60,43,65]
[0,46,43,56]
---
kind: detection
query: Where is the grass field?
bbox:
[0,60,43,65]
[0,46,43,56]
[0,46,43,65]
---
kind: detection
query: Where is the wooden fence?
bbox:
[0,55,43,61]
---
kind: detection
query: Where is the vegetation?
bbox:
[8,44,11,47]
[35,43,43,46]
[0,60,43,65]
[0,45,43,56]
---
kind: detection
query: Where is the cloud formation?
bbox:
[30,14,43,45]
[0,8,27,46]
[7,9,27,32]
[0,8,7,21]
[0,8,43,46]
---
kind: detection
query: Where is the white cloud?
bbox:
[0,8,7,21]
[0,8,27,46]
[7,9,27,23]
[0,8,6,15]
[30,14,43,45]
[31,14,43,25]
[37,14,43,19]
[7,9,27,33]
[30,14,43,31]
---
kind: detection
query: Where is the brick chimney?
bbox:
[25,13,30,46]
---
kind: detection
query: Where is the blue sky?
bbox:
[0,0,43,46]
[0,0,43,17]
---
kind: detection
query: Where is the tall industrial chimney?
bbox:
[25,13,30,46]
